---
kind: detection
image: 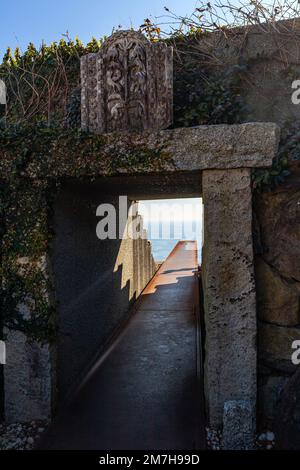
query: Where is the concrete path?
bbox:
[40,241,205,450]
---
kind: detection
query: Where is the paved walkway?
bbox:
[40,241,205,450]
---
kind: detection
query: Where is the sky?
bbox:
[0,0,198,56]
[139,198,202,223]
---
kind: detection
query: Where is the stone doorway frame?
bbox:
[3,122,279,448]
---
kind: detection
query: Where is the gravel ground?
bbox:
[206,427,275,450]
[206,427,222,450]
[1,421,275,450]
[256,431,275,450]
[0,420,48,450]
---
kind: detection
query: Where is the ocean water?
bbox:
[138,198,203,264]
[143,220,202,263]
[149,239,202,263]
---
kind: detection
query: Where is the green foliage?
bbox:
[0,122,172,176]
[66,88,81,128]
[252,125,300,191]
[174,64,246,127]
[0,36,104,126]
[0,176,58,343]
[2,255,57,343]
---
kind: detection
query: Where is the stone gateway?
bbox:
[2,28,282,451]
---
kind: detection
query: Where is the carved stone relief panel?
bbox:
[81,31,173,133]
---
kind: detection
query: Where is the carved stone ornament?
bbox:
[81,30,173,133]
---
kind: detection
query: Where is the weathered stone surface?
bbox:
[255,257,300,326]
[81,30,173,133]
[4,329,53,423]
[195,19,300,125]
[114,211,136,302]
[14,123,279,180]
[170,123,279,171]
[255,189,300,282]
[258,321,300,374]
[258,374,287,424]
[202,168,256,428]
[253,135,300,425]
[222,400,254,450]
[275,366,300,449]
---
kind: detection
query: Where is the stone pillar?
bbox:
[202,168,257,444]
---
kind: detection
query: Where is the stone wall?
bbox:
[188,19,300,430]
[254,184,300,427]
[195,19,300,126]
[236,22,300,428]
[206,20,300,428]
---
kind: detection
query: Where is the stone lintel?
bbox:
[1,122,279,180]
[96,122,279,173]
[165,122,279,171]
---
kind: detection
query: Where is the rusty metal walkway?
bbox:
[40,241,205,450]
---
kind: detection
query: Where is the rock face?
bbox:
[275,367,300,449]
[81,30,173,133]
[256,257,300,326]
[255,184,300,425]
[196,19,300,126]
[258,374,287,424]
[255,189,300,282]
